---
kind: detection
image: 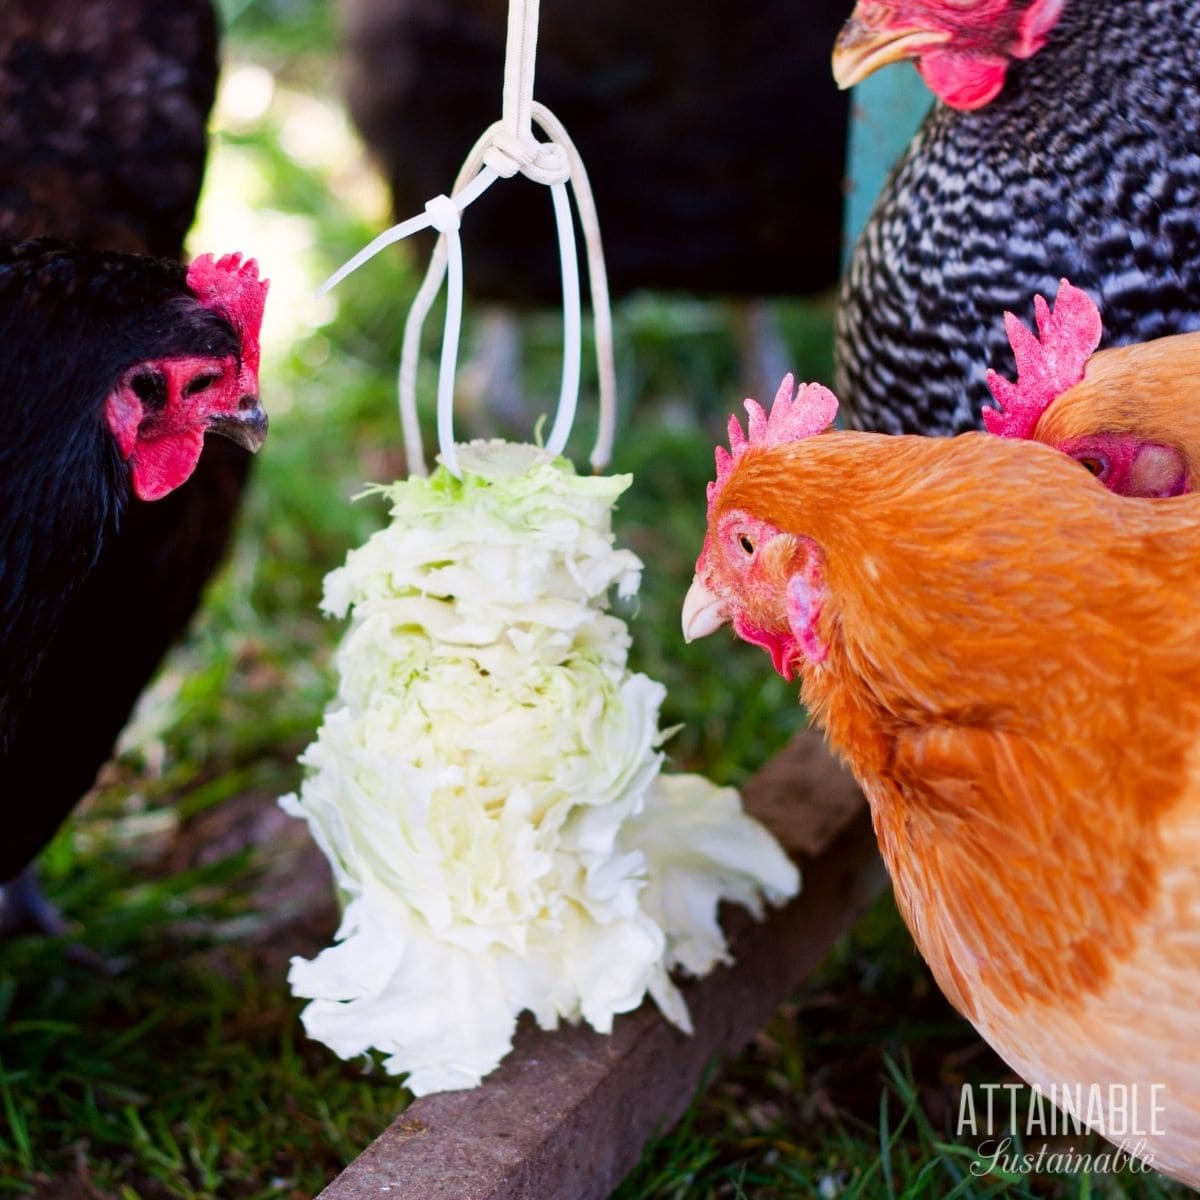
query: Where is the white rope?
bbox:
[319,0,616,478]
[499,0,538,143]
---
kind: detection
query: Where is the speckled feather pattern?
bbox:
[837,0,1200,435]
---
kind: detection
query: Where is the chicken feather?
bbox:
[686,409,1200,1185]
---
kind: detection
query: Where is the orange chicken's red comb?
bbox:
[708,374,839,517]
[984,279,1102,440]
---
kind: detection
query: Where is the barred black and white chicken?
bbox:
[833,0,1200,435]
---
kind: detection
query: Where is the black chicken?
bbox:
[339,0,851,398]
[832,0,1200,436]
[0,1,268,932]
[0,244,268,896]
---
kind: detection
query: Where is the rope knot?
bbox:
[318,98,615,478]
[482,125,570,185]
[424,194,462,235]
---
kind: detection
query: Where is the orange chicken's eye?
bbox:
[1078,456,1106,477]
[738,534,755,556]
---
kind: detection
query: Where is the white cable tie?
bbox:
[424,194,462,235]
[397,236,447,477]
[316,210,432,295]
[398,154,502,478]
[319,169,497,297]
[544,179,581,458]
[531,103,617,471]
[435,225,466,479]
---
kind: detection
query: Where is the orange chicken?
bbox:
[683,377,1200,1185]
[986,279,1200,499]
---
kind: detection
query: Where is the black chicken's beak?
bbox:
[832,15,951,90]
[207,398,269,453]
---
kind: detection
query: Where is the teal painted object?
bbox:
[841,65,933,268]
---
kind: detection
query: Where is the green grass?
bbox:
[0,840,410,1198]
[0,3,1192,1197]
[613,892,1192,1199]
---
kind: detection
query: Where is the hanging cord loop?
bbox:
[320,0,616,478]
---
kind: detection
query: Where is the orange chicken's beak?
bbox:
[832,10,952,90]
[682,577,729,642]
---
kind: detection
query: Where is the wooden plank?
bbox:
[317,728,885,1200]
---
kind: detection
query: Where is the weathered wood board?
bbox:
[317,728,886,1200]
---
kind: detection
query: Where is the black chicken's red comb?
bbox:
[187,253,269,374]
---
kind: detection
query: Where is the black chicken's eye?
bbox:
[183,371,221,397]
[738,534,755,556]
